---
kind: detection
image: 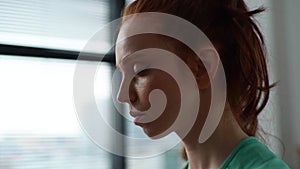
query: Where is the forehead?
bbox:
[116,30,168,65]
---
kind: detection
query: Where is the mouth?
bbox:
[129,111,146,124]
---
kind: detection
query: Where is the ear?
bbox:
[186,47,220,89]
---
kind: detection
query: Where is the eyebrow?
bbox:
[115,54,131,69]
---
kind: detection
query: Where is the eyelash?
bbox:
[133,63,148,75]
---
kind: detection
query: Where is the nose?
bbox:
[117,77,132,103]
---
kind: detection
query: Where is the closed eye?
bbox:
[133,62,149,75]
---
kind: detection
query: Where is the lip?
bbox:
[129,111,144,118]
[129,111,145,123]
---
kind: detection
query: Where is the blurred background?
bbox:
[0,0,299,169]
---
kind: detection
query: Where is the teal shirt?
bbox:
[183,137,290,169]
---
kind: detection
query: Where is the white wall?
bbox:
[272,0,300,168]
[248,0,300,168]
[247,0,282,155]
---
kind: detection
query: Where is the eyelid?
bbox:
[133,62,148,74]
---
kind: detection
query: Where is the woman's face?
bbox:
[115,33,182,138]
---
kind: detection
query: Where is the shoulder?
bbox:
[221,137,290,169]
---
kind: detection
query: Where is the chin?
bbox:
[142,125,171,139]
[142,127,158,138]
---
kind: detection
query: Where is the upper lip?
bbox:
[129,110,145,118]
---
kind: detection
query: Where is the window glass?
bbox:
[0,55,112,169]
[125,0,135,6]
[0,0,110,52]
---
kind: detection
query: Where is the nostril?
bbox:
[117,85,134,104]
[117,76,137,104]
[117,91,136,104]
[117,94,123,103]
[117,90,128,103]
[117,86,137,104]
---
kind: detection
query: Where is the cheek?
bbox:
[134,77,152,92]
[141,71,181,135]
[134,72,181,104]
[130,76,153,106]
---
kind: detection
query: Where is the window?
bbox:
[0,55,112,169]
[0,0,185,169]
[126,0,135,6]
[0,0,110,52]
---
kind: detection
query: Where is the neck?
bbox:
[182,110,248,169]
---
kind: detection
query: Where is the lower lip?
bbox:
[134,115,145,123]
